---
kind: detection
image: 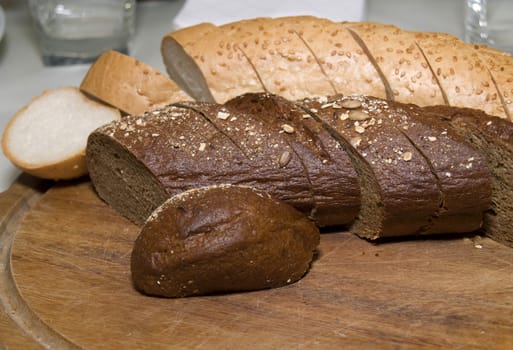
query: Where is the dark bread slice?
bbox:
[131,184,320,298]
[223,92,360,227]
[86,105,194,224]
[422,105,513,247]
[300,95,441,239]
[385,101,492,234]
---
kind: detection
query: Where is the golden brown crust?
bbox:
[80,50,191,116]
[473,45,513,120]
[162,19,266,103]
[11,153,88,180]
[412,31,506,118]
[231,16,336,100]
[299,19,386,98]
[163,17,513,119]
[343,22,445,105]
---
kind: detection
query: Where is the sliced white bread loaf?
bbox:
[80,50,192,116]
[162,17,513,120]
[2,87,121,180]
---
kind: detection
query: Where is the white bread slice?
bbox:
[161,22,219,102]
[2,87,121,180]
[80,50,192,116]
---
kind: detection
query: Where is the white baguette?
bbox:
[161,17,513,120]
[1,87,120,180]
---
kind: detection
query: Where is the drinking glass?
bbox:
[465,0,513,54]
[28,0,136,66]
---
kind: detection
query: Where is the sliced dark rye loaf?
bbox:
[421,105,513,247]
[88,104,322,225]
[87,94,494,240]
[300,95,491,239]
[223,92,360,227]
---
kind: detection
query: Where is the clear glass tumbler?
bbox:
[28,0,136,66]
[465,0,513,54]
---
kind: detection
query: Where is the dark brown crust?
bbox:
[88,103,318,225]
[300,95,491,239]
[421,105,513,247]
[300,95,440,239]
[223,93,360,227]
[130,185,320,298]
[174,100,317,219]
[386,101,492,234]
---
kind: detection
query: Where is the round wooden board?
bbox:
[1,179,513,349]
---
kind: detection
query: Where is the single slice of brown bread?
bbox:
[223,92,360,227]
[385,101,492,234]
[422,105,513,248]
[131,184,320,298]
[300,95,441,239]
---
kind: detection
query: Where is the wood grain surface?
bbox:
[1,178,513,349]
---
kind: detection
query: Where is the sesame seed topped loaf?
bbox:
[162,16,513,121]
[87,92,498,242]
[131,184,320,298]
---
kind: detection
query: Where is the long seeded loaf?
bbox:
[162,16,513,120]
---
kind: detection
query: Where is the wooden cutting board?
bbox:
[1,176,513,350]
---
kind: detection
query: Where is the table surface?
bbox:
[0,0,466,192]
